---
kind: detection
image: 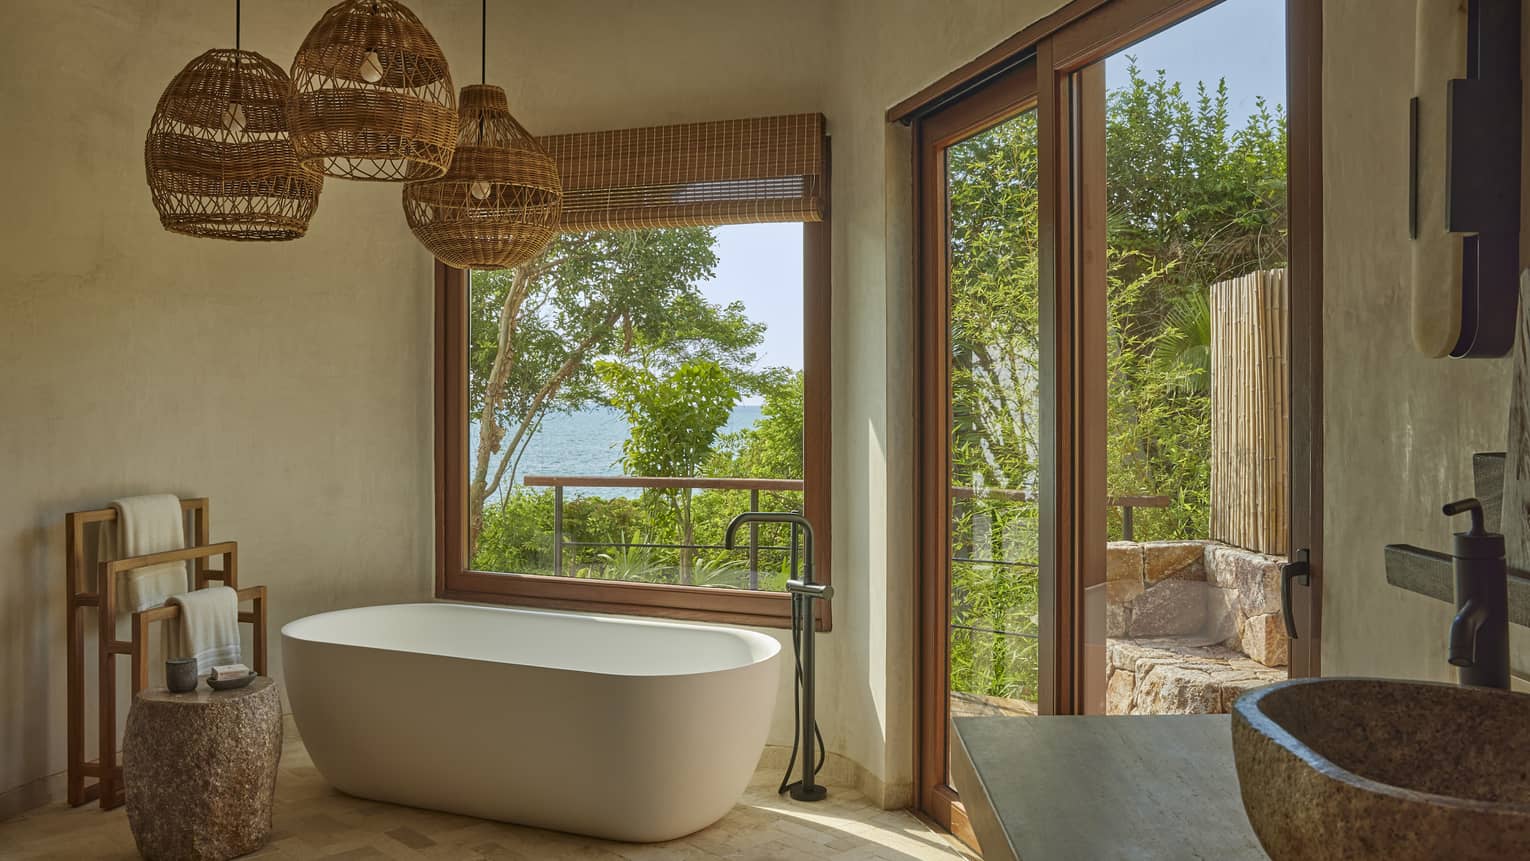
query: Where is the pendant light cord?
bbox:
[232,0,241,86]
[479,0,487,144]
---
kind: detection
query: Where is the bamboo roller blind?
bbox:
[538,113,826,231]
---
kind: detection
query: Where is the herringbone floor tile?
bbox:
[0,727,974,860]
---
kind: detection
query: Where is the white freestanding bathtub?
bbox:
[281,602,781,842]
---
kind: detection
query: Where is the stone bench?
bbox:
[1105,541,1288,715]
[1106,637,1285,714]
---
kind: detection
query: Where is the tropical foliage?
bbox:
[943,62,1287,703]
[471,374,804,589]
[467,62,1287,708]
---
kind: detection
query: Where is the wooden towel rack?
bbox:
[64,498,268,810]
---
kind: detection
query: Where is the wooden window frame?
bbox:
[434,169,833,632]
[905,0,1324,840]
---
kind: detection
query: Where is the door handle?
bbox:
[1281,548,1311,640]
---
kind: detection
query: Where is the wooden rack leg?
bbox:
[253,590,267,676]
[67,599,84,806]
[131,613,150,698]
[97,563,118,810]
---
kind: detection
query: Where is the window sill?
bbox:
[440,569,831,632]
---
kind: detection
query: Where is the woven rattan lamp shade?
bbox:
[144,49,322,241]
[403,85,562,270]
[288,0,457,181]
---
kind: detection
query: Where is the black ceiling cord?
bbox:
[478,0,487,144]
[232,0,241,88]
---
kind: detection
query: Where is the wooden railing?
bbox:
[522,474,1172,598]
[523,474,805,588]
[950,485,1171,541]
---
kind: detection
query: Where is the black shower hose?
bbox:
[779,592,826,796]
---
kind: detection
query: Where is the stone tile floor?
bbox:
[0,725,975,860]
[949,692,1037,719]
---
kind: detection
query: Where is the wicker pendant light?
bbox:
[402,2,561,270]
[288,0,457,182]
[144,2,322,241]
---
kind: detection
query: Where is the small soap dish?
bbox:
[207,672,256,691]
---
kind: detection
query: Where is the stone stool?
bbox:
[123,676,282,860]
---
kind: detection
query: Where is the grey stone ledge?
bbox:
[1383,543,1530,629]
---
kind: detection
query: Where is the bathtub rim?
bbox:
[280,601,783,681]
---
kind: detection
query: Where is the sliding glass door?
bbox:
[915,60,1042,841]
[913,0,1322,841]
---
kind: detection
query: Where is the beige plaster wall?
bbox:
[822,0,1070,806]
[436,0,1078,808]
[1317,3,1530,682]
[0,0,841,803]
[831,0,1530,802]
[430,0,836,775]
[0,0,439,801]
[8,0,1494,818]
[822,0,1530,802]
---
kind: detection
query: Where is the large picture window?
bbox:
[436,115,831,630]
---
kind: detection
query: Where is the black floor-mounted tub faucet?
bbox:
[725,511,832,801]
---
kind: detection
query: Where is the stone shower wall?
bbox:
[1106,541,1209,640]
[1204,544,1288,668]
[1105,540,1289,715]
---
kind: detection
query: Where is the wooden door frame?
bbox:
[1284,0,1323,678]
[908,0,1324,835]
[913,60,1041,842]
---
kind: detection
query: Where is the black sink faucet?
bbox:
[1443,498,1509,689]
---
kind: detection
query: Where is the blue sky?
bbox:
[1106,0,1286,121]
[699,223,804,376]
[696,0,1286,386]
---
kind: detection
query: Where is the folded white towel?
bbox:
[165,586,241,676]
[98,494,189,613]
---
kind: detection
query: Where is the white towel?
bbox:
[97,494,190,613]
[165,586,242,675]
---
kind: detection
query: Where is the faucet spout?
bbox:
[1442,497,1510,689]
[724,511,816,583]
[1448,598,1487,667]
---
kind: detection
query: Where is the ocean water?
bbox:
[476,404,764,500]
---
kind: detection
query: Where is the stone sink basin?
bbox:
[1231,678,1530,860]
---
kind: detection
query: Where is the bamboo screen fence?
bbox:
[1209,268,1289,556]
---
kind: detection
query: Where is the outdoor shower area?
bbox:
[949,268,1293,719]
[936,0,1293,720]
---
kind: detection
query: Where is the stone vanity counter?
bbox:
[951,715,1267,860]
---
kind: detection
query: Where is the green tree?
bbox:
[945,109,1044,702]
[1153,292,1212,398]
[467,228,764,557]
[598,358,741,584]
[1100,61,1285,540]
[711,372,805,480]
[1105,59,1287,339]
[940,63,1287,701]
[692,373,808,586]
